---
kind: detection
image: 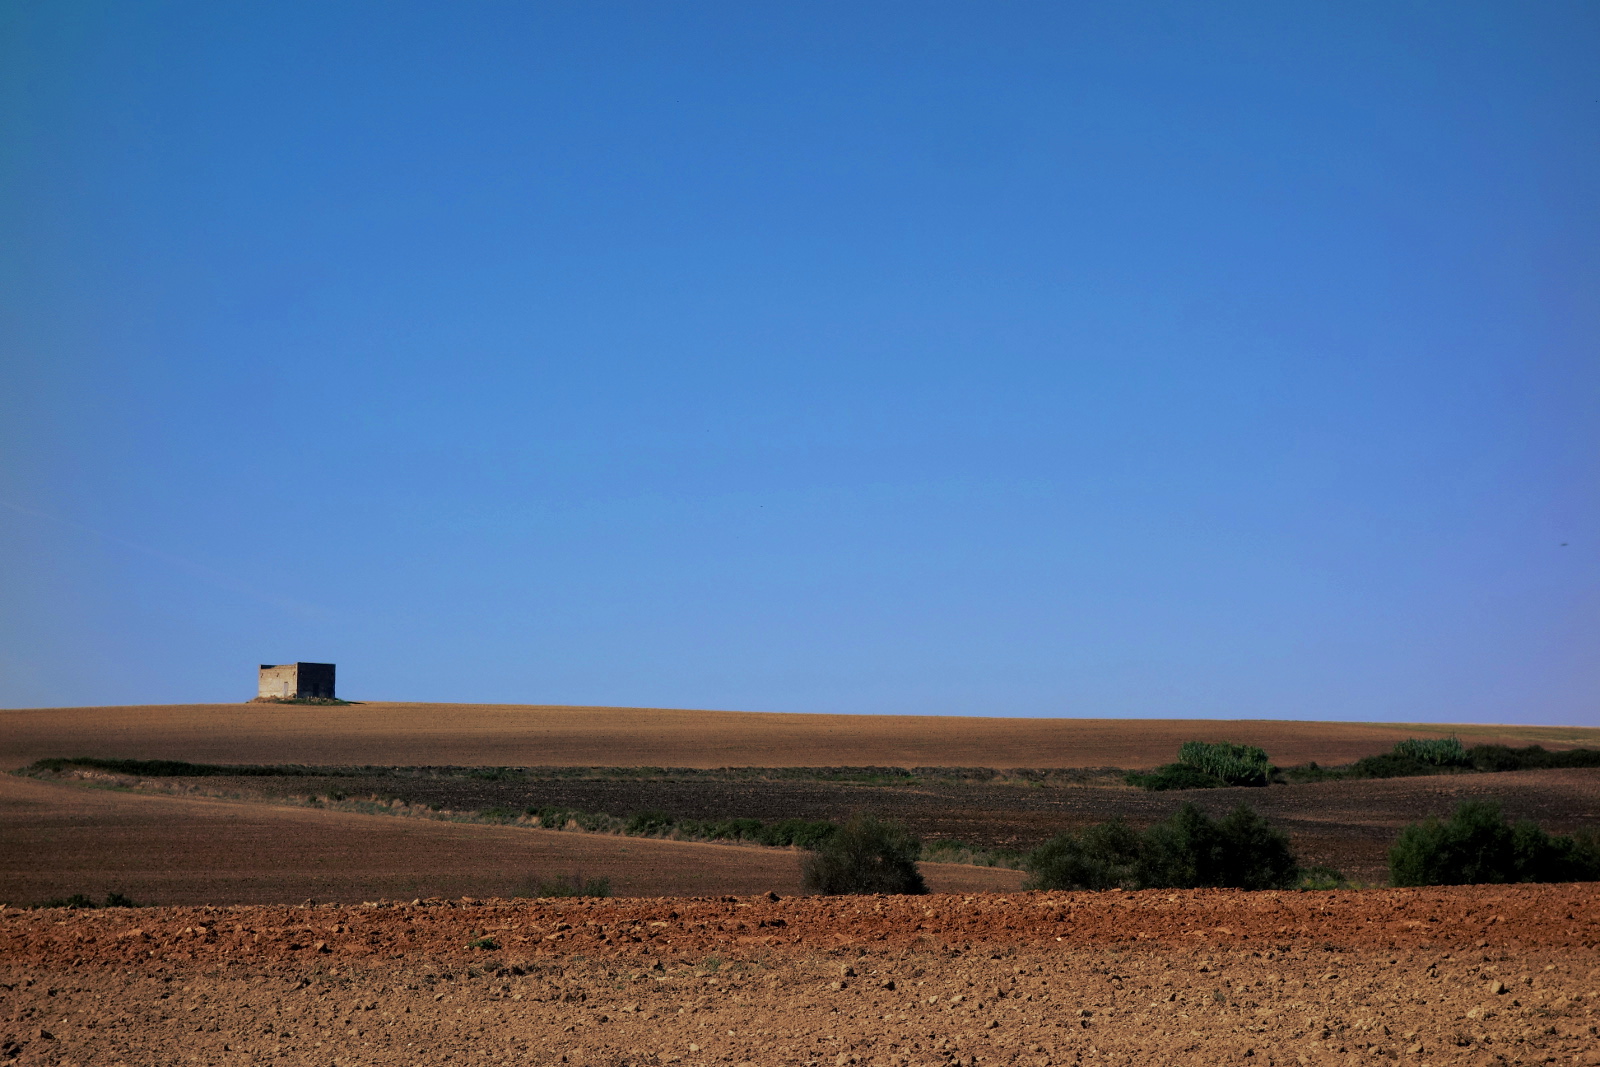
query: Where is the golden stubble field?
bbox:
[3,702,1594,770]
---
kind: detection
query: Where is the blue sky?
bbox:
[2,2,1596,722]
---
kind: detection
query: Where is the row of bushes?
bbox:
[30,892,140,909]
[26,757,1107,787]
[620,809,839,849]
[1389,801,1600,886]
[1287,741,1600,782]
[1023,804,1300,890]
[1128,738,1600,791]
[1022,800,1600,891]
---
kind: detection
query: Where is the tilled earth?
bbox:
[2,884,1597,1067]
[134,767,1600,884]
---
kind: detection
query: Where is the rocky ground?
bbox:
[2,884,1596,1067]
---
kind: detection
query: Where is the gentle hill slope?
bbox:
[3,701,1594,770]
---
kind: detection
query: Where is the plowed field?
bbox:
[0,776,1020,907]
[4,703,1593,771]
[49,765,1600,887]
[2,884,1596,1067]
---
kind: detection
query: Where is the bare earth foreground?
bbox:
[4,704,1595,771]
[2,885,1597,1067]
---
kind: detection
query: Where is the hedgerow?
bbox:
[1388,801,1600,886]
[1024,803,1300,891]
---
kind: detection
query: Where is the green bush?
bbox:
[801,814,927,895]
[1467,744,1600,773]
[1125,763,1228,791]
[1023,819,1141,890]
[32,891,140,909]
[1296,866,1350,890]
[1177,741,1272,786]
[1390,737,1468,766]
[1137,803,1299,890]
[1127,741,1273,790]
[1338,737,1472,780]
[523,874,612,898]
[1024,804,1299,891]
[625,809,674,835]
[527,806,573,828]
[1388,801,1600,886]
[754,818,837,849]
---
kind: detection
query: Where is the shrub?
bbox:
[31,891,140,909]
[1136,803,1299,890]
[625,810,674,835]
[1023,819,1141,890]
[523,874,611,898]
[1342,737,1472,780]
[1124,763,1225,791]
[1296,866,1350,890]
[1391,737,1468,766]
[755,818,837,849]
[1025,804,1299,891]
[1177,742,1273,786]
[1388,801,1600,886]
[801,814,927,895]
[1128,741,1273,790]
[1467,744,1600,773]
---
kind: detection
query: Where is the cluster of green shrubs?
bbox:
[1284,740,1600,783]
[512,804,839,848]
[801,815,927,895]
[1024,803,1300,891]
[28,756,308,778]
[1128,737,1600,791]
[1125,742,1274,791]
[619,809,838,849]
[32,892,139,909]
[1023,799,1599,893]
[516,874,612,899]
[1389,801,1600,886]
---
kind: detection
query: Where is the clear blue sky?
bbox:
[2,3,1596,722]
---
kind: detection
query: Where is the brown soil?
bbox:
[1,885,1596,1067]
[78,766,1600,886]
[0,776,1020,908]
[4,703,1594,771]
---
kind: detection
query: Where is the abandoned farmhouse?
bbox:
[257,662,336,700]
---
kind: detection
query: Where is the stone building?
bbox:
[257,662,336,700]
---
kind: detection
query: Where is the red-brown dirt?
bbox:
[4,703,1593,771]
[0,776,1021,908]
[32,764,1599,888]
[1,885,1596,1067]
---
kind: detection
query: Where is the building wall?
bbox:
[258,665,298,699]
[295,662,336,699]
[258,662,336,699]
